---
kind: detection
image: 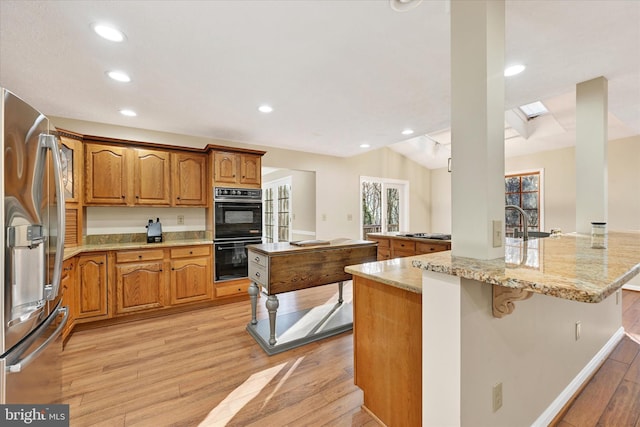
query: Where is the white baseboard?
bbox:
[531,326,626,427]
[623,284,640,292]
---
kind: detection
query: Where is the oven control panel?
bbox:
[214,187,262,201]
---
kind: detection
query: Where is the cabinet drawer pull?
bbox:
[255,272,260,278]
[139,255,142,259]
[254,256,260,262]
[189,251,193,255]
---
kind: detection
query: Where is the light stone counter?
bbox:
[63,232,213,260]
[412,231,640,303]
[345,255,423,293]
[346,231,640,302]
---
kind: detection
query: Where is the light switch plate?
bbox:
[492,220,502,247]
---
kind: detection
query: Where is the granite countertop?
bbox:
[63,233,213,260]
[345,256,423,293]
[412,231,640,303]
[347,231,640,302]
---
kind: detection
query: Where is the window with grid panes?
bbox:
[505,172,540,236]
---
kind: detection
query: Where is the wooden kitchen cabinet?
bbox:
[239,154,261,185]
[169,245,212,304]
[85,142,205,207]
[84,143,130,205]
[60,257,76,341]
[134,148,172,205]
[416,241,451,254]
[213,151,261,187]
[367,236,391,261]
[367,234,451,259]
[114,249,167,314]
[76,253,109,320]
[172,152,207,206]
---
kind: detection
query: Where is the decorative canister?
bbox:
[590,222,607,248]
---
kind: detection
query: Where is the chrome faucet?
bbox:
[505,205,529,241]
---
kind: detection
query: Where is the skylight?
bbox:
[519,101,548,119]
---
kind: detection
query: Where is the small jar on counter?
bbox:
[591,222,607,249]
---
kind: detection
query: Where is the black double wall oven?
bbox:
[213,187,262,282]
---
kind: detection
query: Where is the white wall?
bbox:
[460,280,621,426]
[430,135,640,235]
[51,116,432,239]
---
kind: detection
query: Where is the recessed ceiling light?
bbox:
[504,64,525,77]
[401,129,414,136]
[119,109,137,117]
[258,104,273,113]
[93,24,125,42]
[107,70,131,82]
[360,143,371,148]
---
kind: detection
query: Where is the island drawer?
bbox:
[116,249,165,263]
[249,251,268,268]
[248,262,268,287]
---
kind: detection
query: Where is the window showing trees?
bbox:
[505,171,541,236]
[361,178,407,238]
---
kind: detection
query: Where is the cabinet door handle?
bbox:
[136,195,140,199]
[177,196,181,200]
[121,195,125,199]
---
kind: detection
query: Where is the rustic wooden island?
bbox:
[246,239,377,355]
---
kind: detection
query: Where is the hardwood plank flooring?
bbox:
[554,289,640,427]
[62,282,376,426]
[63,286,640,426]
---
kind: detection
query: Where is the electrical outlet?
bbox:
[492,220,502,248]
[616,290,620,305]
[177,215,184,225]
[321,214,327,221]
[575,321,581,340]
[347,214,353,221]
[492,382,503,412]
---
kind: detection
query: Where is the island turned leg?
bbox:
[338,281,344,304]
[248,281,259,325]
[266,295,280,346]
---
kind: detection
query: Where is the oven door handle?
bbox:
[216,244,253,250]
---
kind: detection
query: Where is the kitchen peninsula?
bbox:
[346,231,640,426]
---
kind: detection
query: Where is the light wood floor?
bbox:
[62,287,640,427]
[554,289,640,427]
[62,282,378,427]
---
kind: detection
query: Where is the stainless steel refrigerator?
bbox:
[1,88,68,403]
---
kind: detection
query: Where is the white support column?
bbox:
[576,76,608,234]
[450,0,505,260]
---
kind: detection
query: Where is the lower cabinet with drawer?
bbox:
[115,248,167,314]
[367,234,451,260]
[169,245,213,304]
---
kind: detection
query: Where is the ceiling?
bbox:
[1,0,638,170]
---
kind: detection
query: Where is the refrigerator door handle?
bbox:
[39,133,66,301]
[6,306,68,374]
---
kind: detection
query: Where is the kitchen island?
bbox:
[246,239,377,355]
[346,231,640,426]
